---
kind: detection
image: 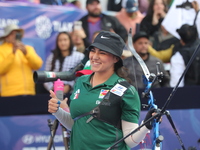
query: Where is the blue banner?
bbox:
[0,109,200,150]
[0,2,86,70]
[0,115,66,150]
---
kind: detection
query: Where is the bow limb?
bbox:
[127,28,150,81]
[127,28,157,108]
[127,29,188,150]
[127,29,159,149]
[127,28,155,107]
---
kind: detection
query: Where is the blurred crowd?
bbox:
[0,0,200,97]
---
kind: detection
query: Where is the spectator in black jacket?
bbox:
[79,0,128,44]
[140,0,168,36]
[170,24,200,87]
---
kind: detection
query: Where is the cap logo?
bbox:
[101,35,109,39]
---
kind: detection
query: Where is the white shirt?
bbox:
[170,52,185,87]
[44,51,84,91]
[162,0,200,39]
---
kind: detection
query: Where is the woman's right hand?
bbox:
[48,90,69,113]
[152,10,166,25]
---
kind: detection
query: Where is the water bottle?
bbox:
[54,79,64,100]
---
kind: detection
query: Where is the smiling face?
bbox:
[57,33,71,51]
[153,0,165,13]
[89,47,119,74]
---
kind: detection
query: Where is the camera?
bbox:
[15,32,22,41]
[33,62,85,83]
[74,21,82,30]
[176,0,193,10]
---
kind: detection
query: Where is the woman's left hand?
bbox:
[144,109,162,130]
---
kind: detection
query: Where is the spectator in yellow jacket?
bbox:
[148,44,174,63]
[0,24,43,97]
